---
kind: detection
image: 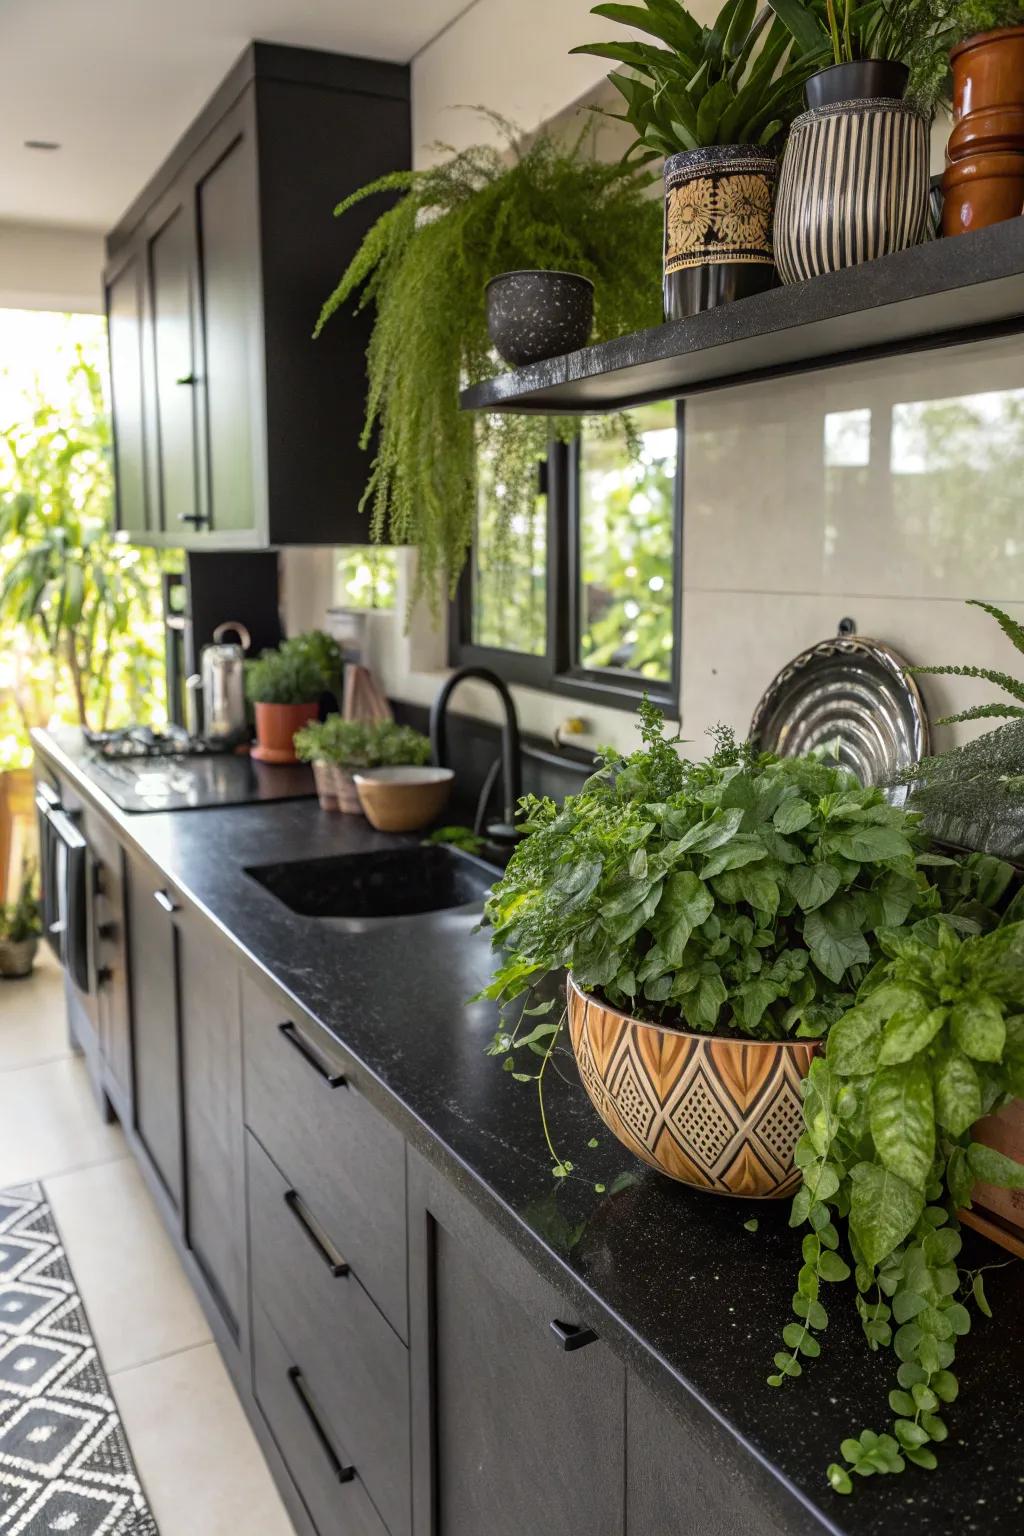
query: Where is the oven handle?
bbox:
[47,807,91,994]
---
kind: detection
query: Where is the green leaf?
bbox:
[950,996,1006,1062]
[827,1464,853,1494]
[878,1005,947,1066]
[654,870,714,964]
[968,1141,1024,1189]
[818,1250,851,1283]
[774,799,813,834]
[805,898,871,984]
[827,1008,881,1076]
[932,1051,982,1145]
[973,1272,993,1318]
[701,837,767,879]
[869,1061,935,1191]
[765,0,827,52]
[830,825,914,864]
[789,862,841,913]
[737,867,780,918]
[848,1162,926,1268]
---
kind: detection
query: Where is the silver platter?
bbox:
[749,635,929,787]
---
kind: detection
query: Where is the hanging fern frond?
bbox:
[911,663,1024,705]
[935,703,1024,726]
[967,597,1024,656]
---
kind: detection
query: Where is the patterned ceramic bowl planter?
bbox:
[662,145,779,321]
[567,976,820,1198]
[774,98,930,286]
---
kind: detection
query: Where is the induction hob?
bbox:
[81,749,316,813]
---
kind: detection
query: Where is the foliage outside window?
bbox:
[577,401,676,682]
[334,547,398,610]
[0,310,173,768]
[471,447,547,658]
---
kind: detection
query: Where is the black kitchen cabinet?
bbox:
[104,42,410,552]
[408,1149,626,1536]
[125,852,182,1211]
[176,902,246,1349]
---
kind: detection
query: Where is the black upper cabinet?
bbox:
[104,42,410,550]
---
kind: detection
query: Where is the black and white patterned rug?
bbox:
[0,1182,158,1534]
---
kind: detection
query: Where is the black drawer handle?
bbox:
[550,1320,598,1352]
[287,1367,355,1484]
[278,1021,346,1088]
[283,1189,349,1278]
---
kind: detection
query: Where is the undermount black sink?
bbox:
[245,844,496,920]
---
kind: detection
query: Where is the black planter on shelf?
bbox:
[485,270,594,367]
[662,144,778,321]
[805,58,909,109]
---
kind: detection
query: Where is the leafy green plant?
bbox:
[571,0,824,159]
[293,715,430,771]
[0,861,41,943]
[245,647,326,706]
[314,114,662,607]
[774,898,1024,1491]
[481,700,932,1033]
[279,630,344,698]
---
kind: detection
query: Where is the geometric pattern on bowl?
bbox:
[567,977,819,1199]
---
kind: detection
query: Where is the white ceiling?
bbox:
[0,0,472,230]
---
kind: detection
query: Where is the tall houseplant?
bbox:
[315,116,662,608]
[481,702,1024,1494]
[573,0,819,318]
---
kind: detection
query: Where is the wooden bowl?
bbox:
[566,976,820,1198]
[353,767,453,833]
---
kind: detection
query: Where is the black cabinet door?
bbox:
[177,904,246,1348]
[105,250,150,536]
[408,1150,625,1536]
[125,854,182,1211]
[192,102,264,541]
[148,196,200,536]
[87,811,132,1106]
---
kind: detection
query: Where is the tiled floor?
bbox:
[0,948,294,1535]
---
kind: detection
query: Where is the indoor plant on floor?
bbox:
[245,645,326,765]
[294,715,431,814]
[0,861,41,979]
[481,700,1024,1493]
[314,114,662,609]
[572,0,822,318]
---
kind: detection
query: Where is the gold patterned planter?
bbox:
[663,145,778,320]
[567,976,820,1198]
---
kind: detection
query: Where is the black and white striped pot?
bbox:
[663,145,778,320]
[774,98,929,286]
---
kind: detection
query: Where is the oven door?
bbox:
[35,788,91,993]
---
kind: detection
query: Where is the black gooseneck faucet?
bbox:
[429,667,523,845]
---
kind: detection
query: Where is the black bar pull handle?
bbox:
[287,1367,355,1483]
[283,1189,349,1278]
[550,1320,599,1352]
[278,1021,346,1088]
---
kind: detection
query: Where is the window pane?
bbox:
[577,401,676,682]
[471,450,547,656]
[334,547,397,609]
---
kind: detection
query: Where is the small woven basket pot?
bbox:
[567,976,820,1198]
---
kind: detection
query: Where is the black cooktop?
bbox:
[82,751,316,812]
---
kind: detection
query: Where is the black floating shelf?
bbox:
[460,218,1024,416]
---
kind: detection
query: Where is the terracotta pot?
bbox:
[353,767,453,833]
[663,145,778,320]
[0,936,38,979]
[943,26,1024,235]
[775,98,930,285]
[252,701,319,764]
[566,976,820,1198]
[959,1096,1024,1259]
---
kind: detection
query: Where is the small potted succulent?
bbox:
[245,646,326,765]
[572,0,821,318]
[294,716,433,819]
[0,862,41,979]
[481,700,1024,1494]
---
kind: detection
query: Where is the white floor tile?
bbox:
[111,1343,294,1536]
[45,1155,212,1375]
[0,1054,125,1186]
[0,947,72,1073]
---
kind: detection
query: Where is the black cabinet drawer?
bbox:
[241,970,407,1336]
[253,1302,391,1536]
[248,1133,411,1536]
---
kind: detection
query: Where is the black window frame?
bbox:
[451,400,684,716]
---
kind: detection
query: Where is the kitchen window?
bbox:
[453,399,682,712]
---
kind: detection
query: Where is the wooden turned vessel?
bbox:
[567,976,820,1198]
[943,26,1024,236]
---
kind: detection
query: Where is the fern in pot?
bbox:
[572,0,821,319]
[481,701,1024,1496]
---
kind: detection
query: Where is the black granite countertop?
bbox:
[35,730,1024,1536]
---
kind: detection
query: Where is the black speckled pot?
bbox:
[486,270,594,367]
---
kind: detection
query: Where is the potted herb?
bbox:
[482,701,1023,1493]
[0,862,41,979]
[768,0,945,280]
[573,0,819,319]
[314,116,661,608]
[245,647,326,765]
[279,630,344,707]
[294,715,431,814]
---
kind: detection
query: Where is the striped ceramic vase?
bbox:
[774,98,930,285]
